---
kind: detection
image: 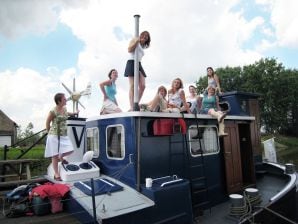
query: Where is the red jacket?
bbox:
[31,182,70,199]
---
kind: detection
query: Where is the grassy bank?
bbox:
[261,134,298,168]
[0,145,50,177]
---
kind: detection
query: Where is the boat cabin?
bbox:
[80,91,261,212]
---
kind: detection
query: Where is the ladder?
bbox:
[167,114,211,214]
[187,114,211,214]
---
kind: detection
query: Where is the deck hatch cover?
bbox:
[74,178,123,196]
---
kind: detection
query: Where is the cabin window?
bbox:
[106,125,125,159]
[188,125,220,156]
[86,127,99,157]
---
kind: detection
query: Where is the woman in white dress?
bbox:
[45,93,78,181]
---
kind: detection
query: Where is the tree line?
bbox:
[196,58,298,136]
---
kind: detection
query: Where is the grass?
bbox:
[261,134,298,149]
[0,146,45,160]
[0,145,50,177]
[261,134,298,168]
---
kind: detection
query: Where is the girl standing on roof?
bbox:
[124,31,151,111]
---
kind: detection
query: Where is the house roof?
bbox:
[0,110,18,131]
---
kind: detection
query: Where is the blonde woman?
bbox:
[167,78,191,113]
[140,86,168,112]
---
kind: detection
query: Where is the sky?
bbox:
[0,0,298,132]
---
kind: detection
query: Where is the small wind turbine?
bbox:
[62,78,91,113]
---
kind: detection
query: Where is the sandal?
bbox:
[54,175,62,181]
[60,159,69,164]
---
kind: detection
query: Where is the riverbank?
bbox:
[262,134,298,169]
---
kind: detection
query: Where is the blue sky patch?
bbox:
[0,24,83,72]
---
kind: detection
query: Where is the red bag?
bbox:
[153,118,187,136]
[153,119,175,136]
[177,118,187,134]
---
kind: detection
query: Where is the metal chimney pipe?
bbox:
[133,14,140,111]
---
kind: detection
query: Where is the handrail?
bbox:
[160,179,183,187]
[10,129,46,148]
[1,129,48,182]
[265,162,297,202]
[16,132,47,159]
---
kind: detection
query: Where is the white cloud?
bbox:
[0,68,56,130]
[270,0,298,48]
[255,0,298,48]
[0,0,89,39]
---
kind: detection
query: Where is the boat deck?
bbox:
[0,173,296,224]
[196,173,293,224]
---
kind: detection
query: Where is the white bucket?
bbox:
[229,194,244,207]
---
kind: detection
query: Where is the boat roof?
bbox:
[87,111,255,122]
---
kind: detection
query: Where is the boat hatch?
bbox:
[74,178,123,196]
[70,176,154,219]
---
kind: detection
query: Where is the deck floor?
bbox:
[0,173,297,224]
[0,210,80,224]
[196,173,292,224]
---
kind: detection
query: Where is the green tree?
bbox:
[24,122,34,139]
[16,122,37,146]
[195,58,298,136]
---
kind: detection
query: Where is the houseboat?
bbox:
[46,91,297,224]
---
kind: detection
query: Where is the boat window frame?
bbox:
[106,124,125,160]
[188,124,220,157]
[86,127,100,157]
